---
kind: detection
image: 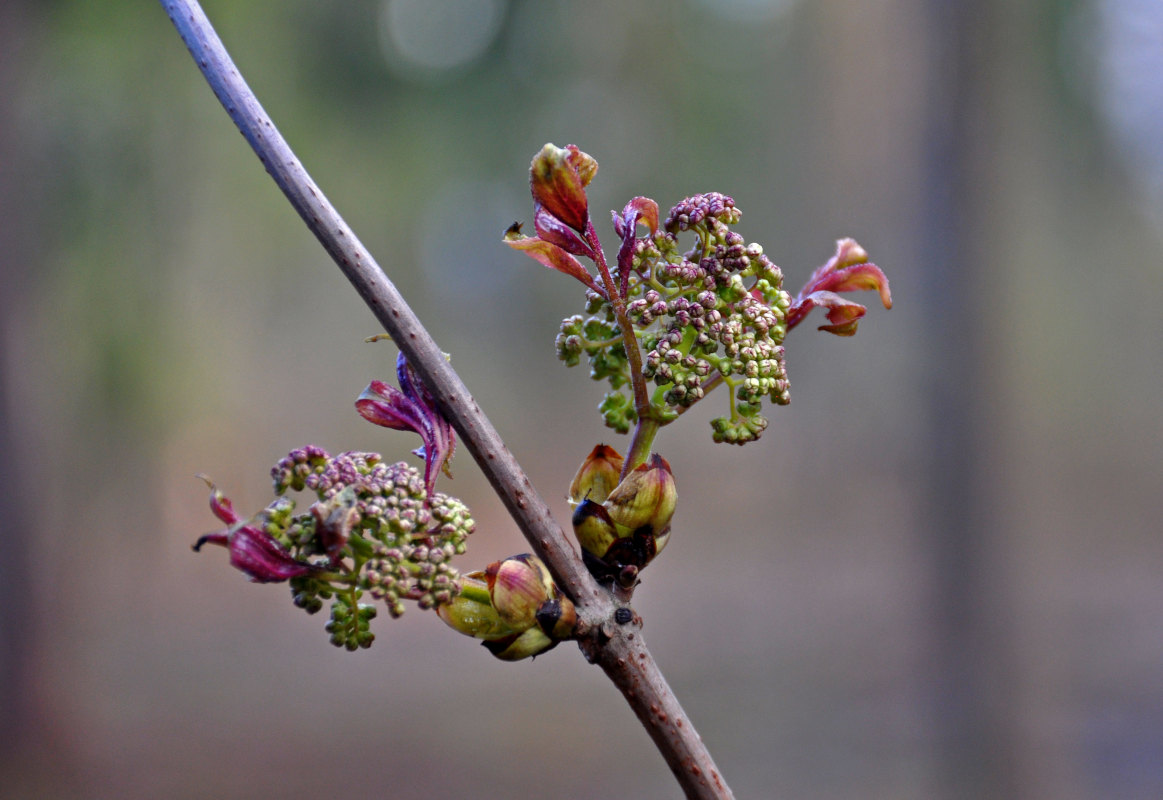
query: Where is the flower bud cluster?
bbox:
[197,446,475,650]
[271,447,473,558]
[568,192,793,444]
[324,595,378,650]
[555,314,629,388]
[363,536,461,619]
[509,143,890,444]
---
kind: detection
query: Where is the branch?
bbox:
[158,2,734,797]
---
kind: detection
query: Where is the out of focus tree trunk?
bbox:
[0,0,46,764]
[918,0,1032,796]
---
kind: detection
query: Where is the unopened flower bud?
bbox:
[487,554,553,628]
[436,554,577,661]
[436,571,518,641]
[605,454,676,537]
[568,444,624,508]
[571,454,677,585]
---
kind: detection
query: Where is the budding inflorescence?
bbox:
[508,143,891,445]
[195,447,475,650]
[549,189,792,442]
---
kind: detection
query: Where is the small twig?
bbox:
[158,2,734,797]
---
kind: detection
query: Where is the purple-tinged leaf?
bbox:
[222,524,319,583]
[787,238,891,335]
[356,353,456,497]
[198,475,241,525]
[612,196,659,239]
[534,204,595,258]
[612,196,660,296]
[193,483,320,583]
[504,229,606,296]
[355,380,428,433]
[396,353,456,482]
[787,291,867,336]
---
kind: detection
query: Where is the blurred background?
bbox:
[2,0,1161,797]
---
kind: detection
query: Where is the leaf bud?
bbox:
[529,143,596,233]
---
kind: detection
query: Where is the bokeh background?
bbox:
[2,0,1161,798]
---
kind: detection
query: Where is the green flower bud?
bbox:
[436,554,577,661]
[710,412,769,445]
[605,454,676,537]
[435,572,520,640]
[568,444,625,508]
[599,390,636,434]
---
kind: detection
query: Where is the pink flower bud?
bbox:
[486,554,553,629]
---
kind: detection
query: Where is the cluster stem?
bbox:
[586,221,652,421]
[583,221,666,475]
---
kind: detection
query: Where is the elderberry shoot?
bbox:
[506,143,891,446]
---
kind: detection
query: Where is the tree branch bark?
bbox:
[158,2,734,798]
